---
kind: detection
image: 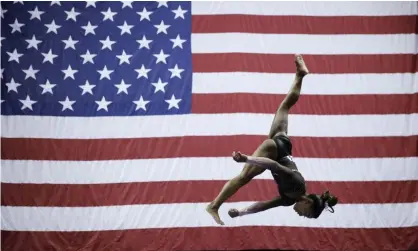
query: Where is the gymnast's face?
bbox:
[293,200,314,218]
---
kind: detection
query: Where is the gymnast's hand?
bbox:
[228,208,239,218]
[232,151,248,163]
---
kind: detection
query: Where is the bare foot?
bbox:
[294,54,309,77]
[206,204,225,225]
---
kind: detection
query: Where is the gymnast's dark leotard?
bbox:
[271,134,306,206]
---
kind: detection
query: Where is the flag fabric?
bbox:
[1,1,418,250]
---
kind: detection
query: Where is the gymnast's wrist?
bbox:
[243,155,250,163]
[238,209,251,216]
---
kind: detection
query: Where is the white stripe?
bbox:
[191,1,418,16]
[2,114,417,139]
[191,34,417,54]
[2,202,417,231]
[192,73,418,95]
[2,157,417,184]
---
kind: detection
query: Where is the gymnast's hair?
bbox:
[307,191,338,219]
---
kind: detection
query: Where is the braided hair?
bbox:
[307,191,338,219]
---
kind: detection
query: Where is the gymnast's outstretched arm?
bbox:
[232,151,294,176]
[228,197,284,218]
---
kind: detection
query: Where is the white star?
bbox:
[153,49,170,64]
[65,7,81,21]
[101,7,117,21]
[137,35,152,49]
[135,65,151,79]
[86,1,96,8]
[116,50,132,65]
[81,21,97,35]
[9,19,24,33]
[95,96,112,111]
[13,1,24,4]
[165,94,181,110]
[7,49,23,63]
[168,64,184,79]
[133,96,150,111]
[172,5,187,19]
[137,7,152,21]
[151,78,168,93]
[22,65,39,80]
[62,65,78,80]
[154,20,170,34]
[118,21,133,35]
[28,7,44,20]
[45,20,61,34]
[80,50,96,64]
[59,96,76,111]
[170,34,186,49]
[19,95,37,111]
[121,1,133,8]
[100,36,116,51]
[97,66,113,80]
[42,49,58,64]
[1,6,7,19]
[79,80,95,95]
[62,36,79,50]
[50,1,61,6]
[114,80,131,94]
[157,1,168,8]
[25,35,42,49]
[6,78,21,93]
[39,80,56,94]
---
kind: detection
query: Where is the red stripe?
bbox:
[2,180,417,206]
[192,15,417,34]
[2,136,417,160]
[192,93,418,114]
[192,54,418,73]
[2,227,417,251]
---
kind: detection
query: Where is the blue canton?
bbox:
[1,1,192,116]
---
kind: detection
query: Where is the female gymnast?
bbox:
[227,151,338,219]
[206,54,337,225]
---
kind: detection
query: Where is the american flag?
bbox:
[1,1,417,250]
